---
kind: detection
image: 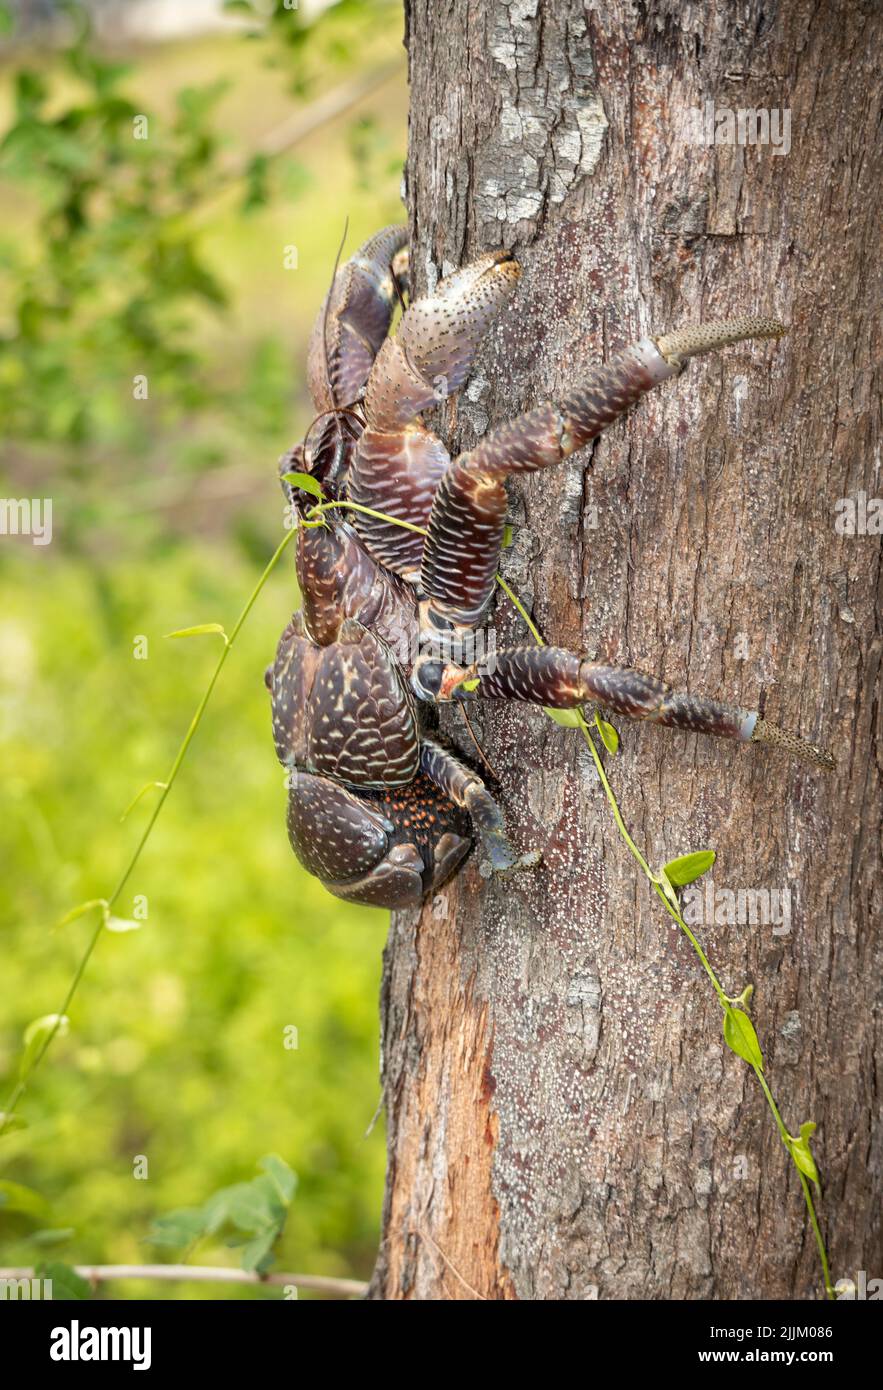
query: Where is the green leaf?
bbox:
[147,1207,209,1248]
[459,677,480,692]
[105,915,143,933]
[0,1180,52,1221]
[202,1178,279,1237]
[723,1007,764,1071]
[544,707,583,728]
[238,1228,278,1274]
[35,1260,90,1300]
[663,850,716,887]
[20,1014,69,1080]
[57,899,108,928]
[730,983,754,1011]
[281,470,323,499]
[165,622,228,642]
[200,1186,237,1236]
[502,524,513,548]
[227,1175,284,1232]
[259,1154,296,1207]
[785,1121,820,1186]
[595,714,619,754]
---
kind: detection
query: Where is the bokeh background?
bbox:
[0,0,406,1297]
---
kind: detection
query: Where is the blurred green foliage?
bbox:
[0,0,406,1297]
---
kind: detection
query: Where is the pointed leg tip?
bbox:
[751,717,836,770]
[479,835,542,877]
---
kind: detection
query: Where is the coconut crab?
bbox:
[266,224,834,908]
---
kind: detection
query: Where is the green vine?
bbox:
[0,525,296,1141]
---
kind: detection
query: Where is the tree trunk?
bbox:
[369,0,881,1301]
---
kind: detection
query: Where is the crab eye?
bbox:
[412,657,443,699]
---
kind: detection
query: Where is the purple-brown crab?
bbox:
[266,225,834,908]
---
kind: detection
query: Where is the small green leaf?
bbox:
[785,1121,820,1186]
[544,707,583,727]
[165,623,228,643]
[120,780,167,823]
[202,1179,277,1237]
[281,469,324,499]
[57,899,108,928]
[723,1006,764,1071]
[20,1014,69,1080]
[225,1176,284,1232]
[595,714,619,755]
[147,1207,209,1248]
[729,983,754,1011]
[459,677,480,692]
[35,1260,90,1300]
[502,524,513,548]
[201,1186,237,1236]
[105,915,143,933]
[259,1154,297,1207]
[239,1228,278,1274]
[663,850,716,887]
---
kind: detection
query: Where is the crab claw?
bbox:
[364,248,521,432]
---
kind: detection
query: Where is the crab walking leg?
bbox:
[420,317,785,627]
[420,738,539,871]
[458,647,835,770]
[349,250,521,577]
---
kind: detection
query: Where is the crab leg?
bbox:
[420,318,785,627]
[455,646,834,770]
[420,738,539,871]
[349,250,521,579]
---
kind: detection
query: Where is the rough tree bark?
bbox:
[368,0,881,1300]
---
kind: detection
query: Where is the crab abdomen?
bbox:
[269,613,419,789]
[286,770,472,908]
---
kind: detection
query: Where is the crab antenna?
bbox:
[390,260,408,317]
[655,316,785,367]
[457,701,500,781]
[322,214,351,420]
